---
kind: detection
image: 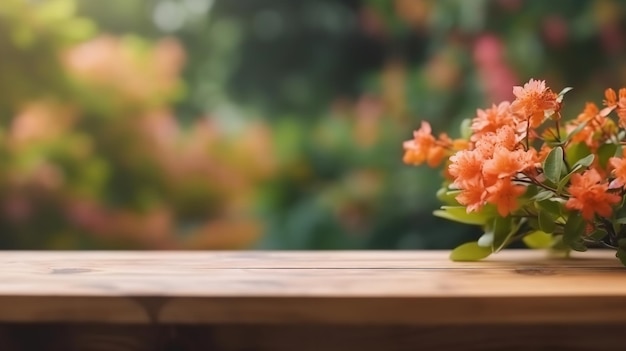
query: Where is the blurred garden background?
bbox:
[1,0,626,250]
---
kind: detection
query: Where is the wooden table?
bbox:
[0,250,625,350]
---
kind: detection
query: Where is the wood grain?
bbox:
[0,250,625,325]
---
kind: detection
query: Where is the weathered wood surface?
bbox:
[0,250,624,326]
[2,250,626,350]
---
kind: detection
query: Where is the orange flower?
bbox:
[575,102,600,123]
[455,178,487,213]
[494,125,521,150]
[485,178,526,217]
[448,149,483,189]
[473,134,497,159]
[452,138,469,151]
[426,143,447,167]
[483,147,535,180]
[473,125,520,161]
[402,121,451,167]
[565,169,620,220]
[603,88,626,127]
[566,102,608,150]
[403,121,436,165]
[604,88,618,107]
[615,88,626,127]
[470,102,515,141]
[536,144,551,163]
[510,79,559,128]
[609,149,626,188]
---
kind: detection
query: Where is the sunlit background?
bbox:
[1,0,626,250]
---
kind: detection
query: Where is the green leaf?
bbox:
[460,118,472,140]
[563,212,585,239]
[538,210,556,233]
[569,240,588,252]
[565,142,591,167]
[520,185,539,201]
[614,241,626,266]
[550,235,571,252]
[436,187,460,205]
[492,216,514,252]
[433,206,491,225]
[563,212,586,249]
[588,229,607,241]
[616,249,626,267]
[543,146,564,184]
[536,199,561,214]
[573,154,595,169]
[616,198,626,219]
[558,87,574,97]
[517,186,541,208]
[450,242,492,261]
[557,166,585,192]
[527,217,540,230]
[523,230,553,249]
[532,190,555,202]
[477,232,494,248]
[597,143,618,169]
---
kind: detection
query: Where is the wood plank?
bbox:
[0,250,622,297]
[5,267,626,296]
[0,249,619,269]
[203,324,626,351]
[0,250,625,325]
[4,324,626,351]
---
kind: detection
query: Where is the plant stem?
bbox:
[515,177,564,196]
[600,218,618,246]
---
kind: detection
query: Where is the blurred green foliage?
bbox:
[1,0,626,250]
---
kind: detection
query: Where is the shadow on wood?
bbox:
[1,323,626,351]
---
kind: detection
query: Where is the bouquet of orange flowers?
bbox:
[403,79,626,264]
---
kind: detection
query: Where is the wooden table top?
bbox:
[0,250,624,325]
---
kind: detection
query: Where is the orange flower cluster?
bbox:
[510,79,560,128]
[402,121,466,167]
[603,88,626,127]
[448,125,537,217]
[566,102,616,151]
[403,78,626,222]
[610,149,626,189]
[403,78,626,262]
[565,169,620,221]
